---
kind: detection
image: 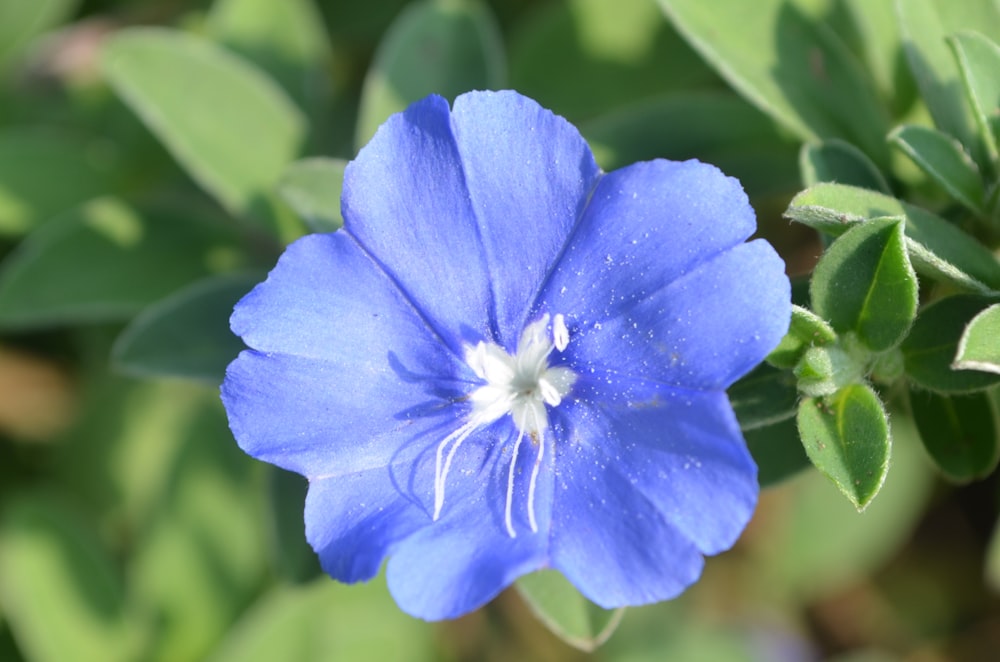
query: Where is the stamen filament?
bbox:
[504,410,529,538]
[527,404,545,533]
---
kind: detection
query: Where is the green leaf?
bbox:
[843,0,916,114]
[948,31,1000,166]
[799,139,891,192]
[0,198,244,329]
[515,570,623,652]
[785,183,1000,293]
[987,514,1000,592]
[207,575,436,662]
[112,273,261,384]
[888,124,984,212]
[810,217,918,351]
[955,303,1000,374]
[129,389,267,662]
[277,158,345,233]
[0,0,77,66]
[582,94,800,197]
[355,0,505,149]
[796,383,891,510]
[207,0,332,120]
[767,304,838,369]
[264,467,321,584]
[729,362,798,430]
[508,0,719,121]
[0,495,140,662]
[909,389,999,482]
[902,295,1000,393]
[658,0,890,165]
[102,28,305,224]
[896,0,1000,158]
[745,416,811,486]
[760,411,934,601]
[0,128,116,236]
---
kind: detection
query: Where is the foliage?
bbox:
[2,0,1000,659]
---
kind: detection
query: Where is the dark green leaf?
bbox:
[355,0,505,149]
[897,0,1000,158]
[843,0,916,114]
[988,514,1000,592]
[810,217,918,351]
[0,495,139,662]
[0,128,116,236]
[277,158,345,233]
[785,183,1000,293]
[264,468,321,584]
[207,576,436,662]
[902,295,1000,393]
[948,31,1000,166]
[102,28,305,225]
[729,362,798,430]
[888,124,984,212]
[767,304,838,369]
[658,0,890,165]
[508,0,719,121]
[112,273,261,384]
[955,303,1000,374]
[0,198,245,329]
[515,570,623,652]
[799,139,890,192]
[745,416,811,486]
[910,389,999,482]
[797,383,890,510]
[582,94,799,197]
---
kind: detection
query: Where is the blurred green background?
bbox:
[0,0,999,660]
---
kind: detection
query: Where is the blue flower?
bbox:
[222,90,790,620]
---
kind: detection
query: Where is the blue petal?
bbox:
[222,233,466,477]
[386,419,554,620]
[305,467,427,583]
[551,239,790,390]
[549,392,755,607]
[342,95,493,352]
[450,91,602,347]
[536,159,758,324]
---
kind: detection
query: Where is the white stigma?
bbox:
[433,314,577,537]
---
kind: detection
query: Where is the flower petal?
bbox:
[575,386,757,554]
[537,159,758,326]
[450,91,602,347]
[305,467,428,583]
[550,405,706,607]
[556,239,790,390]
[222,233,467,477]
[341,94,492,351]
[386,420,554,620]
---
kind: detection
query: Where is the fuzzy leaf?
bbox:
[766,305,837,370]
[948,31,1000,166]
[889,124,984,212]
[954,303,1000,374]
[797,383,891,510]
[810,217,918,351]
[903,295,1000,393]
[785,183,1000,293]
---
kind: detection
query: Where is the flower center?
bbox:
[433,314,577,537]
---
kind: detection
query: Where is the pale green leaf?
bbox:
[277,158,345,233]
[516,570,624,652]
[102,28,305,223]
[954,303,1000,374]
[889,124,984,212]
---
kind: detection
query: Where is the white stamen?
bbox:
[527,405,545,533]
[505,411,529,538]
[433,313,576,535]
[553,313,569,352]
